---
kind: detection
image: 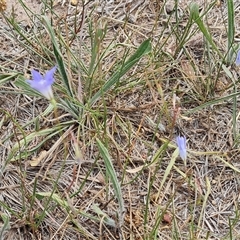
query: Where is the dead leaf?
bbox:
[162,213,172,224]
[0,0,6,12]
[181,61,196,82]
[126,165,145,173]
[29,150,47,167]
[71,0,78,6]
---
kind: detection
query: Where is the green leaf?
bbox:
[227,0,235,63]
[92,204,116,227]
[96,138,125,224]
[42,16,73,98]
[189,3,222,58]
[0,73,19,85]
[186,91,240,115]
[8,125,68,161]
[36,192,68,208]
[89,39,151,105]
[0,213,10,239]
[159,148,178,191]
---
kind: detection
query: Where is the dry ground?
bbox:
[1,0,240,239]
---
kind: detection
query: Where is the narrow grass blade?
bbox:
[159,148,179,191]
[189,3,222,58]
[227,0,234,63]
[8,125,68,161]
[223,66,238,142]
[0,213,10,239]
[215,155,240,174]
[96,138,125,225]
[42,16,73,97]
[0,73,19,85]
[197,177,211,231]
[89,39,151,105]
[92,204,116,227]
[36,192,69,208]
[88,27,106,76]
[36,192,115,229]
[186,91,240,115]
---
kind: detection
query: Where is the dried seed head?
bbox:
[71,0,78,6]
[0,0,6,12]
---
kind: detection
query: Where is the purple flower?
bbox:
[26,66,57,100]
[236,50,240,66]
[176,135,187,161]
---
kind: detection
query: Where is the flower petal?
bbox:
[26,66,56,100]
[31,69,43,81]
[236,50,240,66]
[176,136,187,161]
[44,66,57,85]
[39,85,54,100]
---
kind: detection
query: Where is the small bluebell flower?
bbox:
[236,50,240,66]
[176,135,187,161]
[26,66,57,100]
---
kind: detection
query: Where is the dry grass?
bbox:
[1,0,240,239]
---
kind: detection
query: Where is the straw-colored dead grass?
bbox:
[1,0,240,239]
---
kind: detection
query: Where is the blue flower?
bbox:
[26,66,57,100]
[236,50,240,66]
[176,135,187,161]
